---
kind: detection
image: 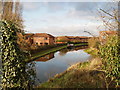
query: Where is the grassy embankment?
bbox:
[36,57,106,88]
[84,48,98,56]
[35,47,107,88]
[25,45,67,63]
[25,43,87,63]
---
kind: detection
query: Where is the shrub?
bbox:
[88,37,100,49]
[98,35,120,87]
[0,20,32,89]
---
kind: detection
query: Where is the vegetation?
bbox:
[26,45,67,63]
[30,44,67,54]
[98,35,120,87]
[84,48,98,56]
[74,43,88,46]
[26,43,87,62]
[87,37,100,49]
[0,0,35,89]
[36,58,106,88]
[98,4,120,87]
[85,3,120,88]
[0,0,119,89]
[85,35,120,88]
[37,34,119,88]
[1,20,30,89]
[37,3,120,88]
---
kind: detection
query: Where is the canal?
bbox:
[28,45,91,85]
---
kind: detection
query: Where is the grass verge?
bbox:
[25,43,88,63]
[35,57,107,88]
[25,45,67,63]
[84,48,98,56]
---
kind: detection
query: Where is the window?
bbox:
[45,43,48,45]
[36,42,38,45]
[40,43,43,45]
[45,37,48,40]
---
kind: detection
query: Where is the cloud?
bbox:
[25,22,103,36]
[23,2,107,36]
[22,2,40,11]
[19,0,114,2]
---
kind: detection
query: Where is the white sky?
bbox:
[22,1,118,36]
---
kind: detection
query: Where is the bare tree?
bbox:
[98,2,119,31]
[1,0,23,31]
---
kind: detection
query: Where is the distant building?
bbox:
[33,33,55,46]
[99,31,118,40]
[67,36,90,42]
[99,31,118,44]
[56,36,90,43]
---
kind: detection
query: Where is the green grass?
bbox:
[84,48,98,56]
[74,43,88,46]
[36,58,106,88]
[25,45,67,62]
[25,43,88,63]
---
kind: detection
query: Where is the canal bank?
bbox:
[25,43,88,63]
[28,45,108,88]
[36,57,106,88]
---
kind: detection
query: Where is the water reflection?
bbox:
[35,53,54,62]
[35,45,88,61]
[32,45,91,84]
[59,45,88,56]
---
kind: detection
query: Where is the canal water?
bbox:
[29,46,91,85]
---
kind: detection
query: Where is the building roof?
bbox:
[33,33,55,38]
[56,36,90,40]
[99,31,118,35]
[24,33,34,37]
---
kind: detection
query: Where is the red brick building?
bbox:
[33,33,55,46]
[99,31,118,40]
[99,31,118,45]
[56,36,90,43]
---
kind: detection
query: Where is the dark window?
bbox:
[40,43,43,45]
[36,42,38,45]
[45,37,48,40]
[45,43,48,45]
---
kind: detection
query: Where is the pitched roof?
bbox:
[33,33,55,38]
[24,33,34,37]
[99,31,118,35]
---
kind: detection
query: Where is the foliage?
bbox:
[88,37,100,49]
[1,0,24,31]
[98,35,120,87]
[37,58,105,88]
[0,20,33,89]
[84,48,98,56]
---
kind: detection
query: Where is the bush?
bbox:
[88,37,100,49]
[98,35,120,87]
[1,20,31,89]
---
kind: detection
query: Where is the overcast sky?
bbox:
[22,1,117,36]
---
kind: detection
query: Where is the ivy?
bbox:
[99,35,120,87]
[0,20,33,89]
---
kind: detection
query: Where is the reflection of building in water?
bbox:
[35,53,54,62]
[59,45,88,55]
[59,49,69,56]
[74,45,88,51]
